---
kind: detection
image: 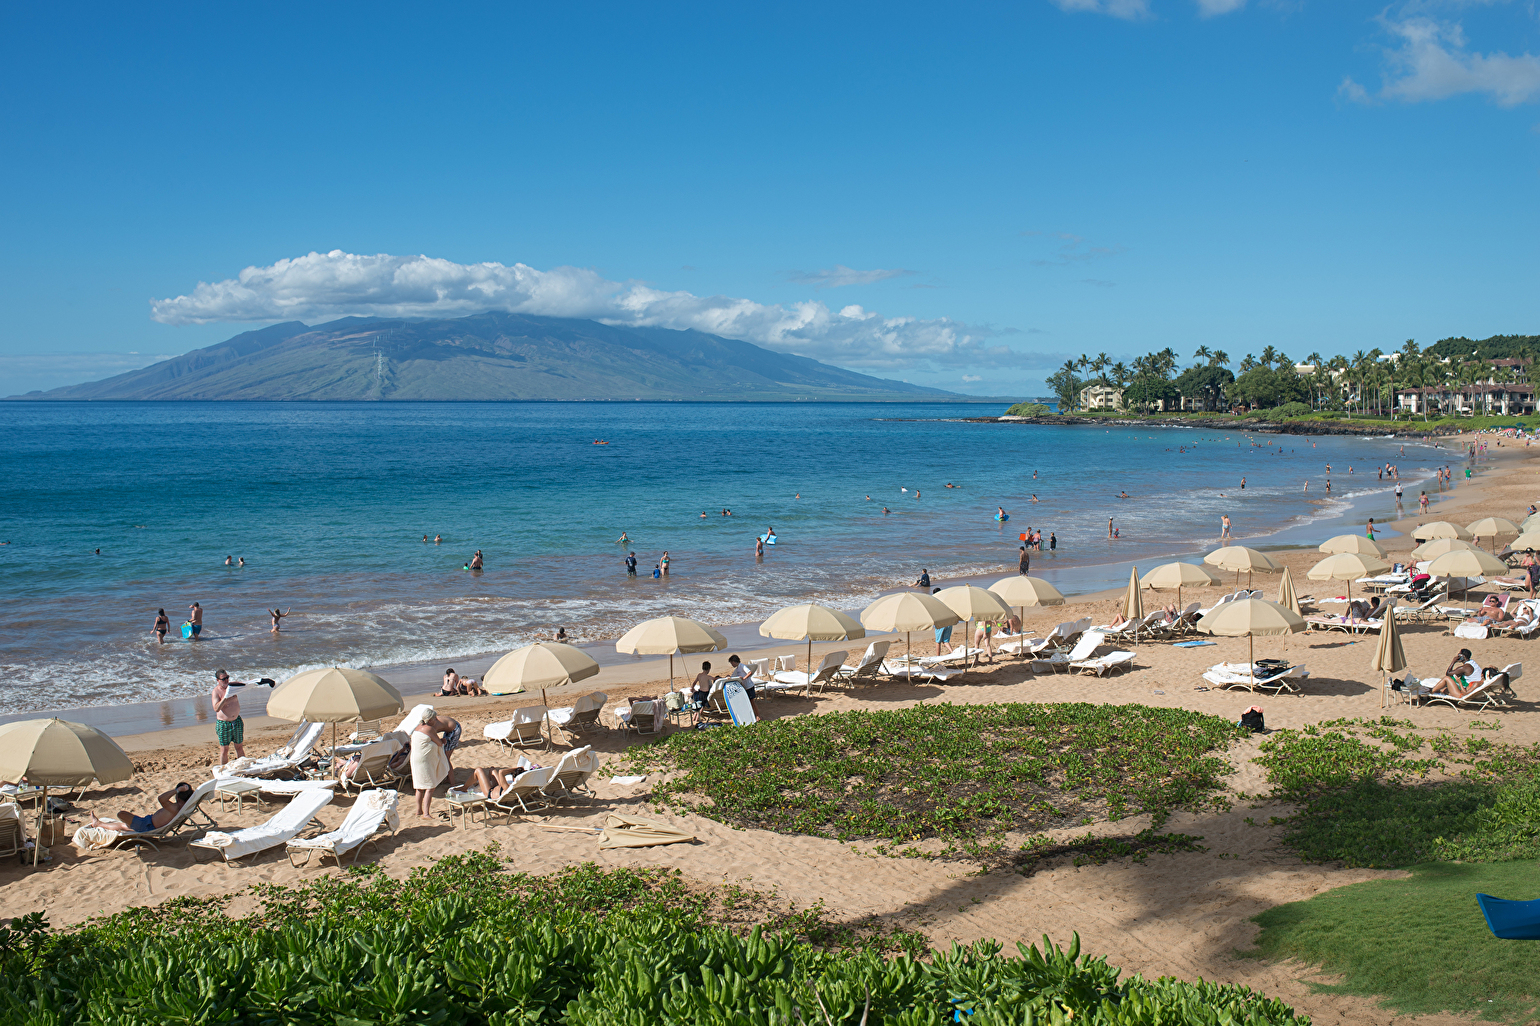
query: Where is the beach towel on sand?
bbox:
[73,825,119,850]
[598,814,695,849]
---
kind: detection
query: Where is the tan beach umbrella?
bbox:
[1121,566,1144,621]
[1277,566,1302,617]
[1468,517,1519,550]
[1509,531,1540,552]
[936,586,1012,671]
[1372,605,1407,710]
[0,718,134,867]
[989,576,1065,661]
[860,591,960,680]
[1197,598,1305,679]
[484,642,599,694]
[1319,534,1387,557]
[1426,547,1510,601]
[616,615,728,691]
[1412,521,1472,541]
[1141,562,1222,609]
[759,603,865,675]
[1411,537,1476,560]
[1306,552,1392,602]
[269,667,406,753]
[1203,546,1280,587]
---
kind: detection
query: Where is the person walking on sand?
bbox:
[152,608,169,644]
[1366,519,1376,540]
[269,607,290,633]
[1420,491,1429,513]
[187,601,203,639]
[211,669,247,766]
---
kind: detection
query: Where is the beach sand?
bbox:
[2,432,1530,1025]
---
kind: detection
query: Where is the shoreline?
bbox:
[11,431,1505,745]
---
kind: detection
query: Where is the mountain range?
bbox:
[11,313,978,402]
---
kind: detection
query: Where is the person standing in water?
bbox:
[625,551,638,575]
[269,607,290,633]
[755,536,764,558]
[152,608,169,644]
[661,551,671,575]
[470,550,484,571]
[1107,518,1114,539]
[1221,514,1232,542]
[188,601,203,639]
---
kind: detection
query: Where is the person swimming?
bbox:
[1117,491,1131,498]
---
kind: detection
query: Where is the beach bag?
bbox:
[38,815,68,847]
[1238,709,1265,733]
[663,691,685,711]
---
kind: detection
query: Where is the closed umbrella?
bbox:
[616,616,727,692]
[269,667,406,753]
[989,576,1066,660]
[1197,598,1305,683]
[1426,548,1510,601]
[1141,562,1222,610]
[1121,566,1144,621]
[1412,521,1472,541]
[1468,517,1520,550]
[1307,552,1392,602]
[1411,537,1476,560]
[860,591,960,680]
[0,718,135,867]
[1319,534,1387,557]
[1204,546,1281,587]
[759,603,865,677]
[936,585,1012,671]
[1277,566,1302,617]
[1372,604,1407,709]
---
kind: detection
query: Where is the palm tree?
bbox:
[1305,352,1323,367]
[1193,345,1212,365]
[1210,350,1229,368]
[1259,345,1278,367]
[1110,361,1131,389]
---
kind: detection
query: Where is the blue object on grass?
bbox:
[1477,893,1540,939]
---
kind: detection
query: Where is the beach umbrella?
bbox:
[1318,534,1387,558]
[1140,562,1222,610]
[1468,517,1520,550]
[1509,531,1540,553]
[1411,537,1477,560]
[484,642,599,694]
[0,718,134,867]
[1412,521,1472,542]
[759,603,865,676]
[860,591,960,680]
[1197,598,1305,681]
[1277,566,1302,617]
[988,576,1065,660]
[1203,546,1281,587]
[269,667,406,753]
[1121,566,1144,621]
[1372,603,1407,710]
[1306,552,1392,602]
[936,586,1012,671]
[616,616,728,692]
[1426,548,1510,601]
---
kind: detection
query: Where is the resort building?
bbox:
[1079,384,1124,411]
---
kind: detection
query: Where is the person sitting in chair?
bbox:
[1423,648,1485,699]
[1465,595,1513,627]
[86,782,195,833]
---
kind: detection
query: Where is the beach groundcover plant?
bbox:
[622,702,1245,864]
[0,851,1308,1025]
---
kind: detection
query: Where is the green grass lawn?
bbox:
[1248,862,1540,1022]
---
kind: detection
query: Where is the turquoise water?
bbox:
[0,402,1442,713]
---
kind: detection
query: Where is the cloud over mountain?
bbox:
[151,251,1013,370]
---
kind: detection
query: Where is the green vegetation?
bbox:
[622,703,1245,862]
[1004,401,1053,416]
[1249,863,1540,1022]
[0,853,1310,1025]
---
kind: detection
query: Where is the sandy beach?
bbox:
[3,431,1531,1025]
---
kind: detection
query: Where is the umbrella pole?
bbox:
[907,631,912,681]
[34,785,45,868]
[1249,633,1256,684]
[669,654,675,693]
[807,637,812,677]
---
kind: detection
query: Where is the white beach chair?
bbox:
[1419,676,1504,711]
[71,779,222,853]
[774,654,797,672]
[1201,663,1307,695]
[1198,593,1237,617]
[549,692,608,740]
[616,699,663,735]
[188,788,333,864]
[543,746,601,805]
[213,721,326,779]
[837,641,892,681]
[1394,590,1452,623]
[1032,631,1105,674]
[256,778,340,806]
[287,789,400,868]
[1070,650,1136,677]
[0,803,24,861]
[485,705,550,750]
[336,735,407,794]
[749,657,772,680]
[769,651,847,695]
[484,766,558,822]
[880,658,958,682]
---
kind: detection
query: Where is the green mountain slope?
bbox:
[14,313,976,401]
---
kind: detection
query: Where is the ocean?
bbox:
[0,402,1451,716]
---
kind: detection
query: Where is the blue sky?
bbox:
[1,0,1536,397]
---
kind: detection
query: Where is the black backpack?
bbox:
[1239,709,1265,733]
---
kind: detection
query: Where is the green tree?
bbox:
[1174,364,1235,411]
[1046,360,1084,413]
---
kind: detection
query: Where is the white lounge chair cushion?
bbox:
[213,721,326,778]
[548,692,607,726]
[288,789,398,854]
[198,788,333,860]
[485,706,548,740]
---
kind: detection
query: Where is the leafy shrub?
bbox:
[0,857,1310,1025]
[1005,402,1053,416]
[1261,402,1312,419]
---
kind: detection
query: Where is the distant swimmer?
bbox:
[766,528,776,540]
[554,626,568,642]
[1117,491,1131,499]
[617,532,629,545]
[795,493,801,499]
[915,491,921,499]
[238,556,245,567]
[882,507,891,514]
[865,495,870,501]
[1031,494,1039,502]
[701,511,709,518]
[998,507,1008,518]
[721,509,730,516]
[95,548,101,555]
[434,534,442,544]
[1033,470,1038,479]
[269,607,290,633]
[225,555,233,566]
[423,535,429,543]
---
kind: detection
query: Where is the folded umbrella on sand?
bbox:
[1120,567,1144,621]
[1373,602,1407,709]
[759,603,865,676]
[616,616,727,692]
[0,718,135,867]
[1318,534,1387,558]
[1277,566,1302,617]
[860,592,959,680]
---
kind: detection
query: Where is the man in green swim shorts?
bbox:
[211,669,247,766]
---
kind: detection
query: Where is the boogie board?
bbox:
[758,534,776,545]
[994,514,1009,521]
[181,622,194,639]
[722,682,757,725]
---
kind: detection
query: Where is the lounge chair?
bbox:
[1070,650,1136,676]
[189,788,333,864]
[0,803,23,861]
[256,778,340,806]
[616,700,662,735]
[1305,615,1382,634]
[71,779,222,853]
[1032,631,1105,674]
[769,651,847,695]
[549,692,608,741]
[1201,664,1305,694]
[213,721,326,779]
[837,641,892,682]
[346,719,382,745]
[337,735,408,795]
[1495,614,1540,639]
[1198,593,1238,617]
[485,766,558,823]
[543,746,600,805]
[880,658,957,682]
[749,657,772,679]
[286,789,400,868]
[1394,590,1452,623]
[484,705,550,751]
[1419,676,1505,711]
[1167,603,1202,635]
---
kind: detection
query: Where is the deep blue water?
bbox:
[0,402,1439,713]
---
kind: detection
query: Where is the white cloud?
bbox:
[1022,231,1126,266]
[1195,0,1245,13]
[786,265,915,288]
[961,374,983,383]
[150,250,1022,370]
[1048,0,1151,18]
[1348,14,1540,106]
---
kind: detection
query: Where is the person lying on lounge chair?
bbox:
[468,766,526,801]
[86,782,194,833]
[1424,648,1484,698]
[1465,595,1513,626]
